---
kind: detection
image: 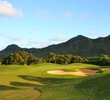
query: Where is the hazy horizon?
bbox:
[1,34,110,51]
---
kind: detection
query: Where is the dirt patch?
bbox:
[102,68,110,71]
[47,68,100,76]
[78,68,99,75]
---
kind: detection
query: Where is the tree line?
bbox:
[45,52,110,66]
[1,51,42,65]
[1,51,110,66]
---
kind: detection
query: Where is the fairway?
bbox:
[0,63,110,100]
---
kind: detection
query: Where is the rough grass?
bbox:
[0,63,110,100]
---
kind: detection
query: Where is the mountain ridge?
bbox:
[0,35,110,58]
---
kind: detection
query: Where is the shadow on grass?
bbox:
[10,82,43,97]
[18,75,71,85]
[16,75,74,96]
[10,82,39,87]
[0,84,19,90]
[75,73,110,100]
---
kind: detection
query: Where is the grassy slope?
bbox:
[0,63,110,100]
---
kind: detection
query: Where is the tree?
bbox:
[56,55,65,64]
[36,58,43,63]
[98,54,110,66]
[56,54,73,64]
[27,53,37,65]
[3,51,38,65]
[71,55,83,63]
[65,54,73,64]
[45,52,56,63]
[0,57,3,67]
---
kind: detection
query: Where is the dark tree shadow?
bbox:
[16,75,75,98]
[75,74,110,100]
[10,82,39,87]
[10,82,42,96]
[18,75,72,85]
[0,84,19,90]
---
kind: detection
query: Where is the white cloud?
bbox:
[80,13,89,18]
[50,36,69,41]
[33,27,41,31]
[27,40,38,46]
[0,33,23,41]
[39,41,50,47]
[26,36,69,48]
[9,36,22,41]
[89,31,97,35]
[37,10,50,18]
[0,33,5,36]
[0,0,23,17]
[62,12,72,17]
[27,39,50,48]
[38,36,69,48]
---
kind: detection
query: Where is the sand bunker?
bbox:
[102,68,110,71]
[47,69,100,76]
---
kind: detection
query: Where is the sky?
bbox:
[0,0,110,50]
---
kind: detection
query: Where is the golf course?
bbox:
[0,63,110,100]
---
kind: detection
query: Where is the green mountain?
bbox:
[0,35,110,58]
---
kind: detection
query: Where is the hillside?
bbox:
[0,35,110,58]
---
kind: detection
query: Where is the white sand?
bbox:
[47,70,88,76]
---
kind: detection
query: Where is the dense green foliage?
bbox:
[2,51,41,65]
[44,52,110,66]
[1,50,110,66]
[86,54,110,66]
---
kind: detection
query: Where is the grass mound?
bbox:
[0,63,110,100]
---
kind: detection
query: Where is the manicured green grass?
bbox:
[0,63,110,100]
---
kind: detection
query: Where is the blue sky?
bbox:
[0,0,110,50]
